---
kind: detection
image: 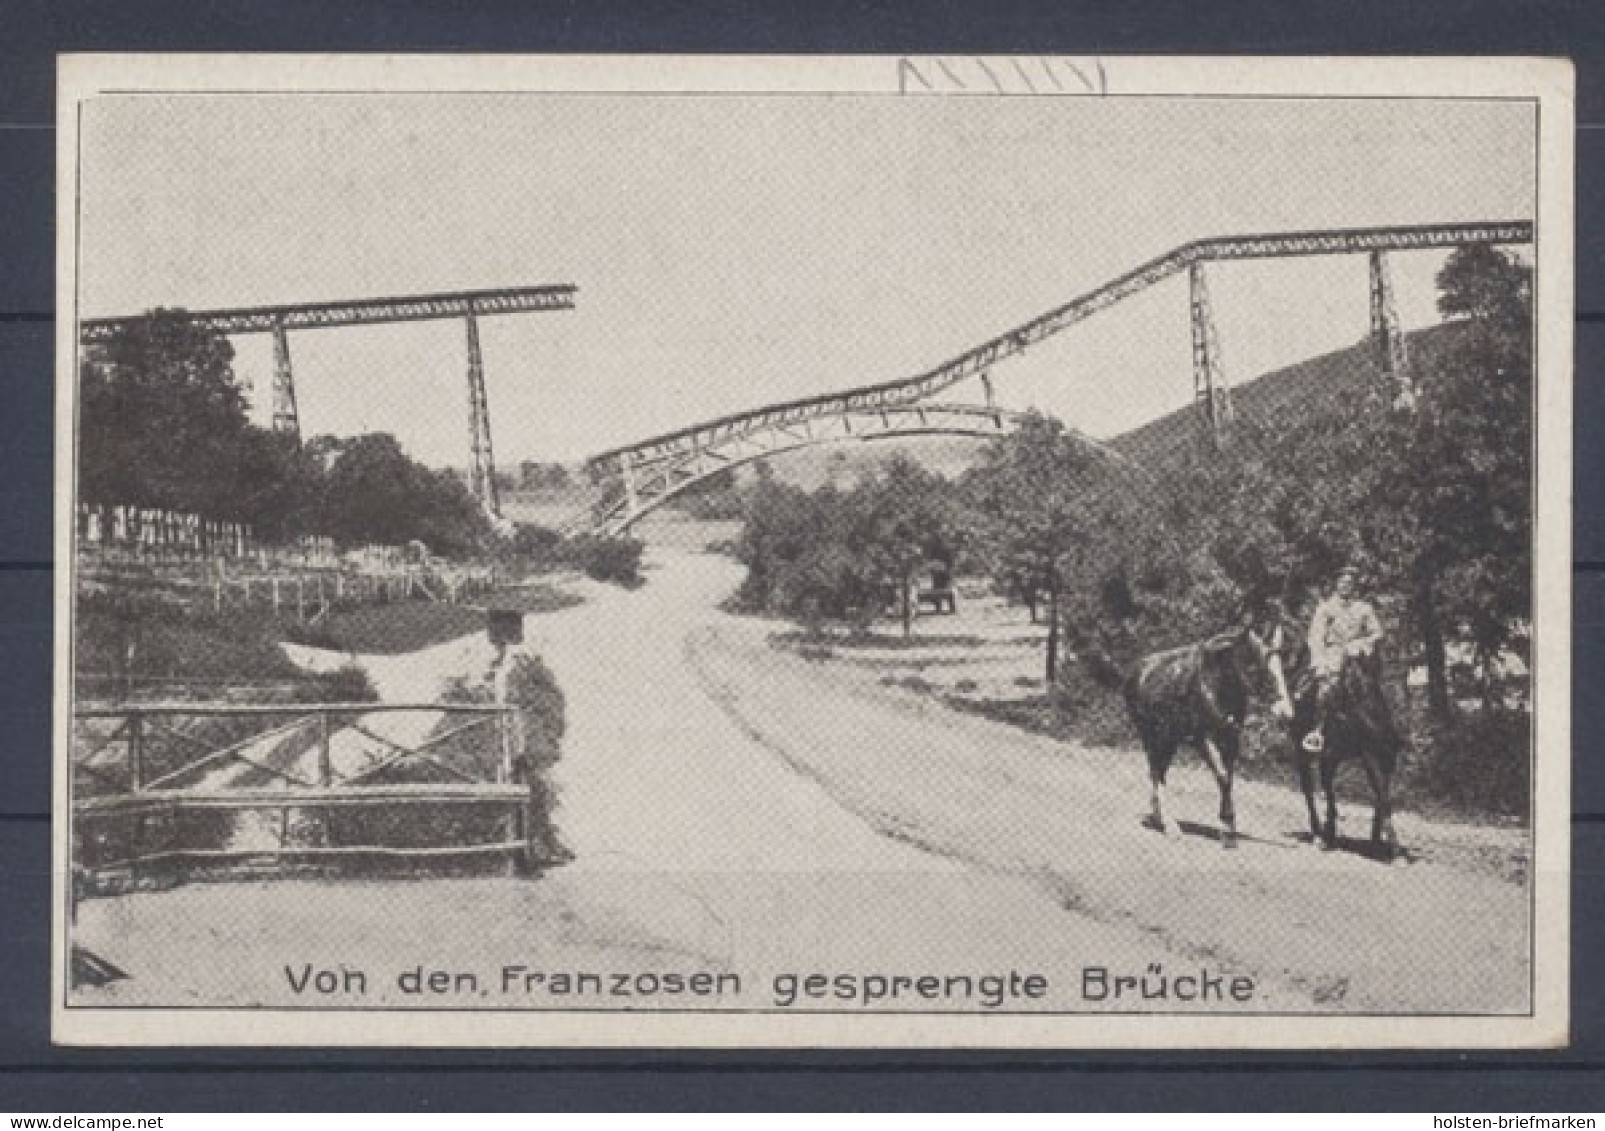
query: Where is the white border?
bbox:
[52,53,1575,1049]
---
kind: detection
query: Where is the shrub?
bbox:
[1410,707,1530,818]
[510,523,564,571]
[304,664,379,704]
[438,652,568,866]
[565,534,645,586]
[505,653,566,770]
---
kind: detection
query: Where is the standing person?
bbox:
[1302,564,1384,753]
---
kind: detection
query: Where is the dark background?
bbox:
[2,0,1601,1110]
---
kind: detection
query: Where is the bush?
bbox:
[510,523,564,570]
[438,652,568,866]
[1410,707,1530,819]
[565,534,645,586]
[304,664,379,704]
[1050,662,1138,748]
[505,653,566,769]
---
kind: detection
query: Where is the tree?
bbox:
[518,461,573,492]
[730,455,963,633]
[962,413,1152,680]
[78,310,254,517]
[320,432,492,556]
[232,428,327,543]
[850,455,958,637]
[1410,246,1533,716]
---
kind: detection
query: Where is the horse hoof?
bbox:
[1161,824,1181,841]
[1222,835,1239,851]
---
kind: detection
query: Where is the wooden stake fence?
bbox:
[71,702,534,884]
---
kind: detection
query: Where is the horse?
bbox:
[1081,609,1293,849]
[1282,642,1403,859]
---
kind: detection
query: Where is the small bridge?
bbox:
[71,702,540,886]
[564,220,1532,537]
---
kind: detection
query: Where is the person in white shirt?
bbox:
[1301,564,1384,753]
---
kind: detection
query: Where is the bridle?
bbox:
[1242,615,1296,721]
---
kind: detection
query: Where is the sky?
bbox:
[75,93,1536,468]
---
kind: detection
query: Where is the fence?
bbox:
[78,503,254,561]
[77,503,496,622]
[71,702,537,885]
[211,562,495,621]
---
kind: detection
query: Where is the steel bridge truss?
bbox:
[568,404,1030,536]
[80,285,578,519]
[577,220,1529,534]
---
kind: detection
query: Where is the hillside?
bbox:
[1111,322,1467,474]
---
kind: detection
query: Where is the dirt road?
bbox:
[532,545,1531,1014]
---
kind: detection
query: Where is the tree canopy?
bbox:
[78,311,495,557]
[734,455,964,634]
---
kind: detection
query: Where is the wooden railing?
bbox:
[71,702,539,883]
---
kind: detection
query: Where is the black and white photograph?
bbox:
[53,55,1573,1048]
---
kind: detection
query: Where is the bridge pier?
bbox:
[269,320,301,440]
[1369,249,1414,409]
[464,310,502,519]
[1188,261,1234,446]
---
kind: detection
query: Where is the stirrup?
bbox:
[1301,730,1325,754]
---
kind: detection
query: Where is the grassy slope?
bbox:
[286,583,581,654]
[1110,322,1466,470]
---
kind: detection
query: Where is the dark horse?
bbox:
[1083,612,1293,849]
[1283,643,1403,859]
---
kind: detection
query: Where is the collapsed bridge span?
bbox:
[566,221,1531,536]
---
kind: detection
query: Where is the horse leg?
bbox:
[1295,748,1322,845]
[1201,732,1238,850]
[1148,744,1179,839]
[1318,756,1339,850]
[1361,753,1401,861]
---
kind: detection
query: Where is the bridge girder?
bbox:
[571,403,1031,537]
[79,285,578,342]
[586,220,1532,479]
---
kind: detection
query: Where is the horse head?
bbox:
[1239,602,1296,722]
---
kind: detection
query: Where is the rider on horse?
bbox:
[1300,563,1384,754]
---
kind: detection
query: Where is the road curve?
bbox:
[531,546,1531,1015]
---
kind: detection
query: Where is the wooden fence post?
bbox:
[317,711,332,787]
[128,712,144,793]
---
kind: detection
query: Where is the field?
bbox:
[285,582,580,654]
